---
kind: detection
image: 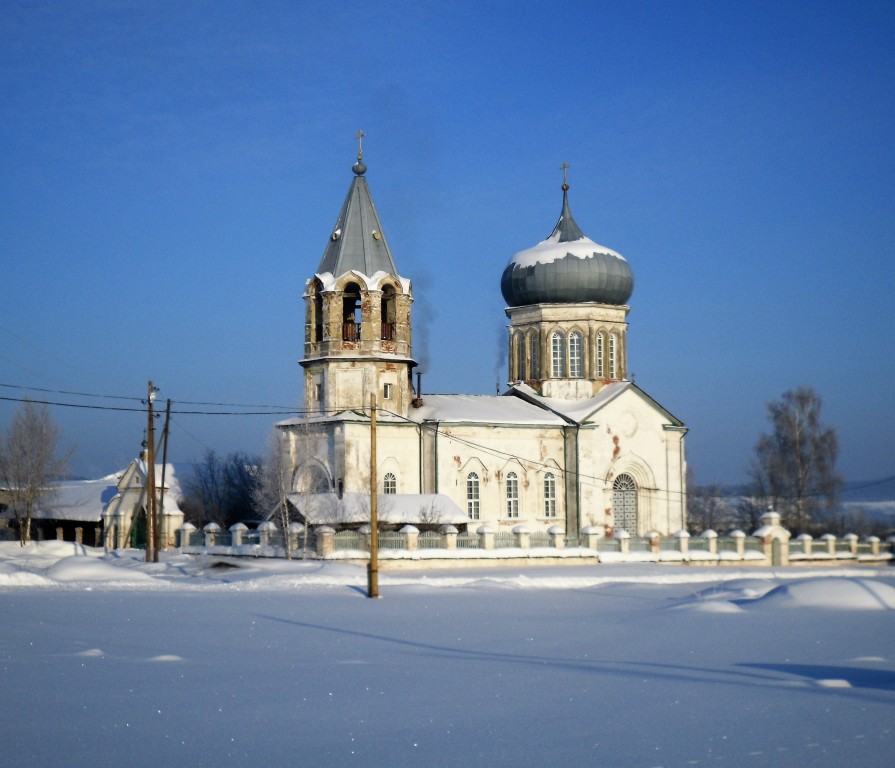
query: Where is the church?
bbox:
[277,145,687,537]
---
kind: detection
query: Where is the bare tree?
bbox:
[749,386,842,533]
[0,401,71,545]
[685,470,735,534]
[180,450,261,527]
[252,430,295,558]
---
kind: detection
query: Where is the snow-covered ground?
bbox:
[1,543,893,767]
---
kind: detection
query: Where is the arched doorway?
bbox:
[612,473,638,534]
[130,510,148,549]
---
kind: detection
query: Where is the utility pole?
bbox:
[154,398,171,561]
[367,393,379,598]
[145,381,158,563]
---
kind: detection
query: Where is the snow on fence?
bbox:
[176,513,894,567]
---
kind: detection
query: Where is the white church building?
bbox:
[277,148,686,537]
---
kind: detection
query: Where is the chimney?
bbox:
[411,371,424,408]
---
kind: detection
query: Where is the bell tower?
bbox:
[301,137,416,416]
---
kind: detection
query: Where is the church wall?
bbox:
[429,423,568,532]
[575,390,686,536]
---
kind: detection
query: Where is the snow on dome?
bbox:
[500,186,634,307]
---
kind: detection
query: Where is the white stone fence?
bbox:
[176,512,894,566]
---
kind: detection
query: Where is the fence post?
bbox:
[288,522,304,551]
[843,533,859,556]
[820,533,837,557]
[581,526,601,551]
[257,520,276,548]
[316,526,334,557]
[702,529,718,555]
[615,529,630,555]
[730,530,745,558]
[797,533,813,558]
[867,536,880,558]
[230,522,247,547]
[477,525,495,550]
[674,529,690,558]
[513,525,530,549]
[177,522,196,548]
[401,525,419,551]
[203,522,220,547]
[441,525,458,550]
[358,523,372,553]
[644,531,660,555]
[548,525,565,549]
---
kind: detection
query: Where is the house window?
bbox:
[612,473,637,534]
[569,331,583,378]
[596,333,605,378]
[383,473,397,494]
[551,332,565,378]
[608,334,616,379]
[544,472,556,517]
[383,383,393,400]
[505,472,519,518]
[466,472,480,520]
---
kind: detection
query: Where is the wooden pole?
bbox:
[145,381,157,563]
[154,398,171,560]
[368,393,379,598]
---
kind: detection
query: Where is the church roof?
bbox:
[500,180,635,307]
[408,394,568,426]
[315,156,399,279]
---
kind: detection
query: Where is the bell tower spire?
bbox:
[301,137,416,416]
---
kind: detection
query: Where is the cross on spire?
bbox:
[560,161,570,190]
[356,129,366,161]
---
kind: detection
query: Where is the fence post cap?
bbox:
[614,529,630,539]
[476,524,495,535]
[203,522,221,532]
[511,525,530,534]
[399,525,419,534]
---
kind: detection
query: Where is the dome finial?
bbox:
[560,161,570,191]
[353,129,367,175]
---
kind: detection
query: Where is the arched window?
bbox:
[381,285,396,341]
[466,472,480,520]
[515,333,526,380]
[342,282,362,341]
[505,472,520,518]
[596,332,605,378]
[551,331,565,378]
[383,472,397,494]
[543,472,556,518]
[569,331,583,378]
[528,331,539,380]
[608,333,617,379]
[310,278,324,343]
[612,473,637,534]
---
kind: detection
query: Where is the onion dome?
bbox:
[501,182,634,307]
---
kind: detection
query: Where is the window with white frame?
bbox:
[544,472,556,517]
[383,472,397,494]
[596,333,604,378]
[608,333,616,378]
[466,472,480,520]
[383,382,393,400]
[551,332,565,378]
[505,472,520,518]
[569,331,583,378]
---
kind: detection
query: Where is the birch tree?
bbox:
[0,401,70,545]
[750,386,841,532]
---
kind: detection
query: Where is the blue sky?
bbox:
[1,0,893,486]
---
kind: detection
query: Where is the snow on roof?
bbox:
[1,463,183,522]
[286,492,468,525]
[509,381,630,423]
[408,394,567,425]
